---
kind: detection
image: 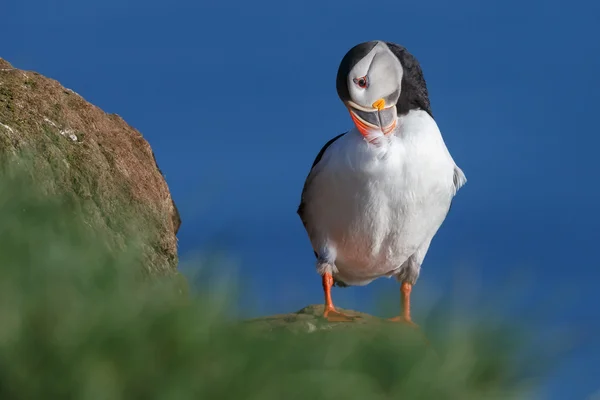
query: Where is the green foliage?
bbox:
[0,161,544,399]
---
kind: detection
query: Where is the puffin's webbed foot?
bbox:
[387,281,419,328]
[323,306,359,322]
[321,272,359,323]
[387,315,419,328]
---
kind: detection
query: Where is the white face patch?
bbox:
[346,42,404,109]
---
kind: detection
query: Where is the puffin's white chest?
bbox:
[305,111,456,284]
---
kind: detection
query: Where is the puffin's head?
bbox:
[336,40,431,142]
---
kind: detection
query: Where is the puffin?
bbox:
[297,40,466,325]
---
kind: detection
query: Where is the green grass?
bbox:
[0,159,548,399]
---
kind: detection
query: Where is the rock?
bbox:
[0,57,180,275]
[242,304,423,335]
[240,305,438,364]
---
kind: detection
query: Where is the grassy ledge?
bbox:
[0,158,548,400]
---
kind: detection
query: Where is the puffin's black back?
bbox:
[384,42,432,118]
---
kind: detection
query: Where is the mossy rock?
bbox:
[0,57,180,276]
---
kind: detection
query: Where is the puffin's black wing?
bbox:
[296,132,346,226]
[297,132,350,287]
[309,132,347,170]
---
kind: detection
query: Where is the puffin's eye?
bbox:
[353,76,368,89]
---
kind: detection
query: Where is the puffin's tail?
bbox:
[313,251,351,288]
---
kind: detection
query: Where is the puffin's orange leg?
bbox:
[388,281,418,328]
[322,272,357,322]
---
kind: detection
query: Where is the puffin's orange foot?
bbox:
[387,316,419,328]
[323,307,359,322]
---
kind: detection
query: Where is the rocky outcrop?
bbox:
[242,304,427,338]
[0,58,180,275]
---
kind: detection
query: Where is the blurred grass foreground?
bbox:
[0,156,543,400]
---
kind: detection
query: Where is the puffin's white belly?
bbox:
[305,124,455,286]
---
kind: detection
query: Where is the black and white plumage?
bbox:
[297,41,466,321]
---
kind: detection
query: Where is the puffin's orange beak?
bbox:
[349,111,373,137]
[347,98,397,140]
[372,98,386,110]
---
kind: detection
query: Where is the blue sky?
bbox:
[3,0,600,397]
